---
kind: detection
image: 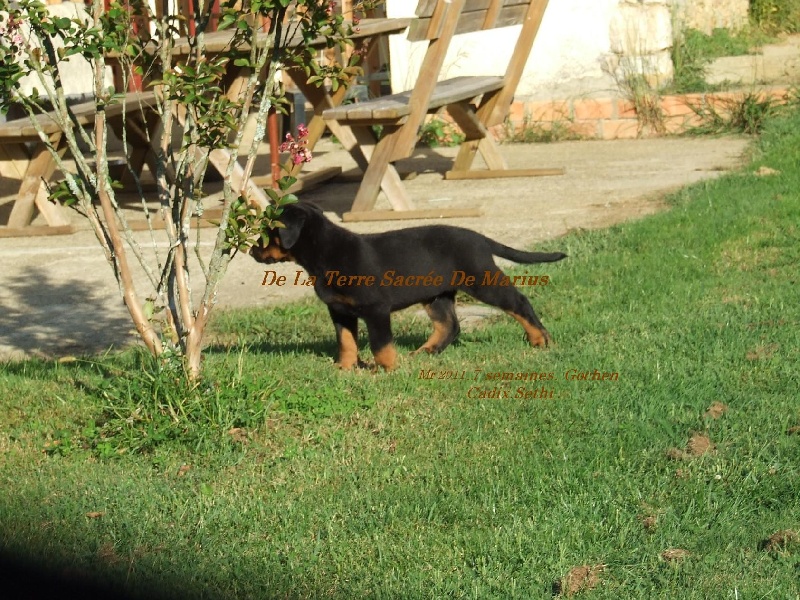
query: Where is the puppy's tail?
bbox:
[490,241,567,264]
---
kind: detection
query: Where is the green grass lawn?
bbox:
[1,110,799,598]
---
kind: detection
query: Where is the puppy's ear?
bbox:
[275,207,307,249]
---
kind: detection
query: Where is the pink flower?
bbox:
[280,126,312,165]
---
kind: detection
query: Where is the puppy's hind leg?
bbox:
[470,285,552,347]
[412,292,460,355]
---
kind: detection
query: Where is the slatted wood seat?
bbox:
[0,92,160,236]
[325,75,505,123]
[322,0,563,222]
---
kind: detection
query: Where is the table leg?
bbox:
[8,133,69,228]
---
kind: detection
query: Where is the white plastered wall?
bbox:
[387,0,625,101]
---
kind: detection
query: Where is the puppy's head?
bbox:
[249,203,311,264]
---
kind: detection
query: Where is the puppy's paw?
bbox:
[410,346,434,357]
[523,327,551,348]
[335,357,371,371]
[372,344,398,372]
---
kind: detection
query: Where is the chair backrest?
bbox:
[391,0,548,155]
[408,0,533,41]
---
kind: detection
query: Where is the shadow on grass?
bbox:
[203,329,432,365]
[1,551,147,600]
[0,547,319,600]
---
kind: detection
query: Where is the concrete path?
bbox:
[0,135,749,360]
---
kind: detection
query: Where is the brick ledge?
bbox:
[497,86,794,140]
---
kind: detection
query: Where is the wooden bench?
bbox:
[0,92,160,236]
[322,0,563,222]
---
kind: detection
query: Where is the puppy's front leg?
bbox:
[328,308,362,370]
[363,312,398,371]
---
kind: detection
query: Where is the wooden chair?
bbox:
[322,0,563,222]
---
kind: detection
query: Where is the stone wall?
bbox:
[672,0,750,34]
[609,0,675,88]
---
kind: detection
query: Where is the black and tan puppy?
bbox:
[250,202,566,370]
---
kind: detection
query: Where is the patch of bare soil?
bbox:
[640,514,658,533]
[553,564,605,597]
[686,433,714,456]
[746,343,780,361]
[666,433,715,460]
[760,530,798,553]
[703,401,729,420]
[660,548,691,563]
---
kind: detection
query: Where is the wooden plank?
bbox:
[251,166,342,192]
[388,77,503,162]
[409,0,526,39]
[7,132,62,228]
[349,125,415,213]
[343,207,482,222]
[475,135,508,171]
[324,76,502,125]
[408,0,466,41]
[415,0,439,17]
[429,76,504,108]
[126,210,222,231]
[448,102,510,172]
[484,0,549,127]
[0,92,158,140]
[483,0,504,28]
[207,147,270,209]
[493,4,529,28]
[0,143,29,179]
[446,101,487,141]
[446,101,494,173]
[323,119,413,206]
[444,167,565,180]
[323,95,410,122]
[422,0,450,40]
[0,224,76,237]
[180,18,412,54]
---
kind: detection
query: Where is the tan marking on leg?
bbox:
[507,312,550,347]
[373,344,398,371]
[336,328,359,370]
[412,319,449,355]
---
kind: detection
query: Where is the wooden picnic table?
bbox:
[171,18,411,55]
[0,92,159,237]
[172,18,413,198]
[0,17,411,235]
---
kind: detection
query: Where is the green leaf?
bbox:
[265,188,281,203]
[277,176,297,191]
[144,299,155,321]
